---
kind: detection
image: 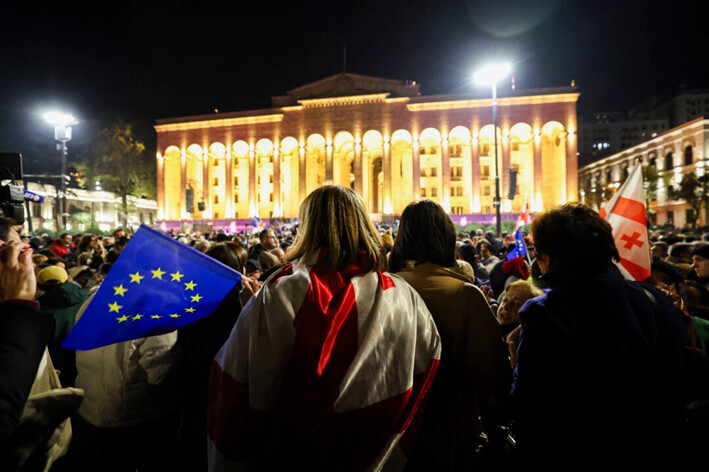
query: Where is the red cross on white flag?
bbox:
[598,164,651,281]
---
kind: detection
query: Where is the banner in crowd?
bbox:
[506,228,529,261]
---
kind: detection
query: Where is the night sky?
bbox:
[1,0,707,176]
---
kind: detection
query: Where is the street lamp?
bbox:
[474,62,511,237]
[44,111,78,229]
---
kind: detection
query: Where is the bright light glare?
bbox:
[473,63,512,85]
[44,111,78,126]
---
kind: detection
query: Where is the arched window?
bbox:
[649,156,657,168]
[664,152,673,170]
[684,145,693,166]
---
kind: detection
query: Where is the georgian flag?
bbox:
[599,164,651,281]
[207,249,441,472]
[514,202,532,232]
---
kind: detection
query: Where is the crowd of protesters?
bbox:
[2,188,709,470]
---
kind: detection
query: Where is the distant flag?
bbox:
[514,202,532,232]
[599,164,651,281]
[506,228,529,262]
[63,225,241,351]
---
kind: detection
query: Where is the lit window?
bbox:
[431,188,438,197]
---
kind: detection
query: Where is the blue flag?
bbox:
[63,225,241,351]
[506,228,529,261]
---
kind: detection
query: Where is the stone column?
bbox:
[566,129,578,202]
[156,153,164,220]
[202,146,210,217]
[471,135,481,213]
[180,148,186,219]
[533,131,542,211]
[502,132,510,204]
[299,142,306,201]
[273,145,282,217]
[441,136,450,212]
[412,137,421,200]
[383,135,392,214]
[354,140,363,196]
[326,140,333,183]
[225,148,234,218]
[249,145,257,217]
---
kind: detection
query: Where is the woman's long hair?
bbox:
[284,185,385,271]
[389,200,456,273]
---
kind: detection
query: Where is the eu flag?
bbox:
[506,228,529,261]
[63,225,241,351]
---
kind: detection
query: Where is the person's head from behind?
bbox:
[285,185,385,271]
[206,241,248,274]
[497,280,543,326]
[646,260,683,290]
[389,199,456,273]
[37,265,69,291]
[531,202,619,285]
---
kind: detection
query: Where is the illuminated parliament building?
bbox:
[155,73,579,229]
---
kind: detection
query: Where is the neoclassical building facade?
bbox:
[155,73,579,226]
[579,117,709,228]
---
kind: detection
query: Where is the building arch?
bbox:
[418,128,442,205]
[390,129,414,213]
[362,130,383,212]
[509,123,534,211]
[663,150,674,170]
[333,131,355,189]
[540,121,567,209]
[684,144,694,166]
[448,126,472,214]
[305,134,326,196]
[184,144,204,218]
[255,138,275,218]
[162,146,182,220]
[280,137,299,217]
[231,140,250,218]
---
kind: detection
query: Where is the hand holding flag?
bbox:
[63,225,241,351]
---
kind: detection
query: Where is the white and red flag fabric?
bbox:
[514,202,532,232]
[207,249,441,472]
[599,164,651,281]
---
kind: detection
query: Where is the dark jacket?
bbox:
[38,282,88,387]
[0,301,54,446]
[511,263,687,466]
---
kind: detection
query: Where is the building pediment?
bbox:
[271,73,420,107]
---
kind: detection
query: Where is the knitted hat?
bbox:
[37,265,68,285]
[502,256,530,280]
[691,244,709,259]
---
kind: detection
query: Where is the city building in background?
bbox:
[579,86,709,166]
[22,181,157,233]
[578,117,709,229]
[154,73,579,231]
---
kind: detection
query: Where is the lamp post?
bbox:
[44,111,78,230]
[474,63,511,237]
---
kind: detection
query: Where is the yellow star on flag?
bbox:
[129,272,144,284]
[113,284,128,297]
[190,294,203,303]
[132,314,143,321]
[151,315,161,319]
[170,271,184,282]
[184,280,197,291]
[185,307,196,313]
[116,315,129,323]
[169,313,180,318]
[151,267,166,279]
[108,301,123,313]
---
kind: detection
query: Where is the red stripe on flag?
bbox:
[378,272,396,290]
[598,208,607,219]
[208,361,250,461]
[620,257,651,281]
[611,197,646,225]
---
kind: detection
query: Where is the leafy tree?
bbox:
[74,117,156,227]
[668,172,709,230]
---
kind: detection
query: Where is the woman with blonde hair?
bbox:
[208,186,441,472]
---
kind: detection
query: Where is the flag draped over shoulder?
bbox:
[506,228,529,261]
[599,164,651,281]
[62,225,241,351]
[207,250,441,472]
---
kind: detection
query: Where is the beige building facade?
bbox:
[579,117,709,228]
[155,73,579,226]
